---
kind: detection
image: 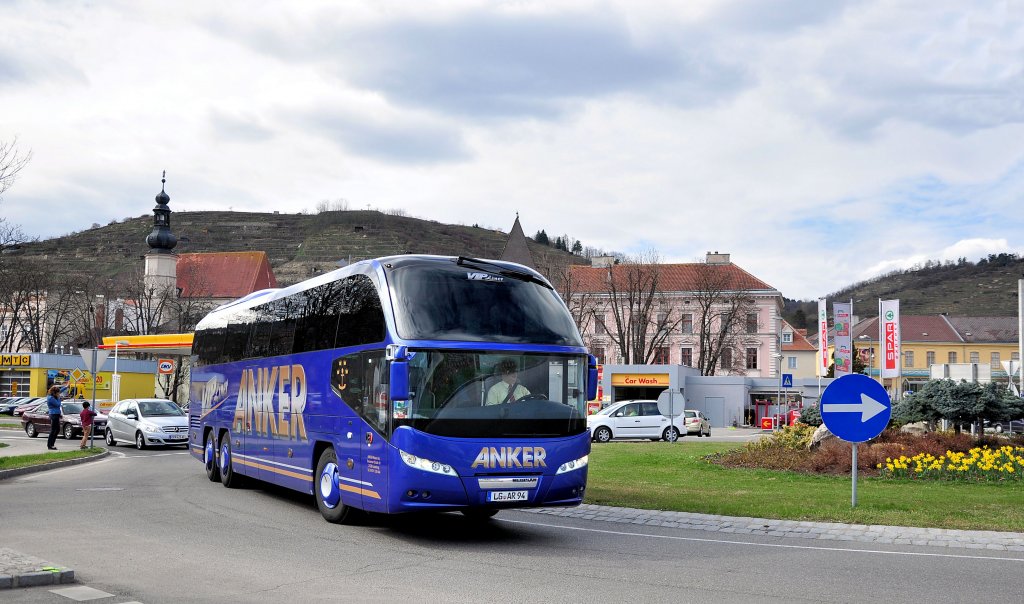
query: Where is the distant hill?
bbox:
[783,253,1024,331]
[9,210,585,285]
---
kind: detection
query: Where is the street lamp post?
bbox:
[112,339,130,402]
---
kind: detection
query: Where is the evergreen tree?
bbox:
[534,229,549,245]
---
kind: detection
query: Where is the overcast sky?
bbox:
[2,0,1022,300]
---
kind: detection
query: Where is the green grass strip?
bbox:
[586,442,1024,532]
[0,447,104,471]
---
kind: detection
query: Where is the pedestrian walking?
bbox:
[45,385,62,450]
[79,401,96,449]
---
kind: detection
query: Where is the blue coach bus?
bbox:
[189,255,596,522]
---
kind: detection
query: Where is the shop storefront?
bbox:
[0,352,157,404]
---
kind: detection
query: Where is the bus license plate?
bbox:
[488,490,528,502]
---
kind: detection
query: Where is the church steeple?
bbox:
[499,213,536,269]
[146,170,177,253]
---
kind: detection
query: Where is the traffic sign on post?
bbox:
[78,348,110,375]
[820,374,891,443]
[781,374,793,388]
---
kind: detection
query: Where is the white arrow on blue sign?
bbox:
[819,374,891,443]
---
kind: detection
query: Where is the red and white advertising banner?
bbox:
[833,302,853,377]
[817,298,828,377]
[880,299,901,378]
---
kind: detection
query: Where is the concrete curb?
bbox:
[0,548,75,590]
[0,450,110,481]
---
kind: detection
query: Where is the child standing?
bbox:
[79,401,97,449]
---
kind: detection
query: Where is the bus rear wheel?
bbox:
[204,433,220,482]
[219,432,242,488]
[315,448,353,524]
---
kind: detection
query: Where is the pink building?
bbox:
[569,252,785,377]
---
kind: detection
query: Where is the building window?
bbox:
[746,313,758,334]
[1013,352,1020,361]
[782,332,793,343]
[991,352,1000,369]
[681,313,693,334]
[948,351,957,363]
[904,351,914,368]
[680,347,692,367]
[926,351,935,367]
[721,348,732,370]
[746,348,758,369]
[595,315,606,335]
[592,347,605,365]
[653,347,669,364]
[787,356,797,369]
[970,351,979,364]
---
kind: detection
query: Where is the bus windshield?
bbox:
[388,262,582,345]
[394,350,588,439]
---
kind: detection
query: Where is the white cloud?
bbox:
[1,0,1022,301]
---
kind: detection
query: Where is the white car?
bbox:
[105,398,189,449]
[587,400,685,443]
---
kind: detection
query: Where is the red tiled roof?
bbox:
[569,262,777,293]
[783,320,816,351]
[852,315,962,343]
[177,251,278,299]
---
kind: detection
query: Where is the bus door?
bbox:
[359,352,389,513]
[333,351,389,512]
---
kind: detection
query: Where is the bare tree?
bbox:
[690,262,758,375]
[533,248,597,336]
[601,251,683,364]
[0,138,31,248]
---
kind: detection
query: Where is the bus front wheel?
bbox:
[315,448,353,524]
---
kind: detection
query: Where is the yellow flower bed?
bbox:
[877,445,1024,481]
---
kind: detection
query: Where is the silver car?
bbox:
[105,398,189,449]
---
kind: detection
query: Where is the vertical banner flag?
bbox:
[880,299,901,378]
[833,302,853,377]
[817,298,828,377]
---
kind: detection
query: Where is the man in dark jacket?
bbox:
[45,386,62,450]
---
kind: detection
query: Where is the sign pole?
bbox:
[851,443,858,507]
[89,349,98,448]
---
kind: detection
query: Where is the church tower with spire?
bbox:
[499,213,536,269]
[144,171,179,296]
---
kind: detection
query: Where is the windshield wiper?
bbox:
[456,256,553,290]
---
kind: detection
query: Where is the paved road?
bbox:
[1,430,1022,603]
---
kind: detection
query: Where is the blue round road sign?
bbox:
[819,374,891,443]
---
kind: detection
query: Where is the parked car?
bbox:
[20,401,108,440]
[682,410,711,437]
[0,397,25,414]
[587,399,685,443]
[12,397,45,416]
[984,419,1024,435]
[105,398,189,449]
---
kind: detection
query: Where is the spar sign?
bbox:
[157,358,175,375]
[880,300,900,379]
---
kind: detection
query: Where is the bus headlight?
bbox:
[400,450,458,477]
[556,454,589,475]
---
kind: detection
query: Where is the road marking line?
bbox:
[500,518,1024,563]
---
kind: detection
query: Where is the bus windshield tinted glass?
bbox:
[389,264,582,345]
[394,351,588,438]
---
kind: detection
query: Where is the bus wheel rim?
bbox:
[320,462,340,508]
[205,440,215,467]
[220,443,230,473]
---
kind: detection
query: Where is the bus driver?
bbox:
[485,359,530,405]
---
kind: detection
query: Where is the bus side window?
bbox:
[331,351,389,437]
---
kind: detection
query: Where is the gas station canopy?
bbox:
[100,334,193,356]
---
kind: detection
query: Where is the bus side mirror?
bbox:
[586,354,598,401]
[390,360,410,401]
